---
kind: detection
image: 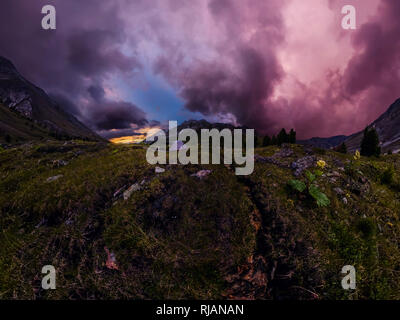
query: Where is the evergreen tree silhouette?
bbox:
[289,129,296,144]
[277,128,288,146]
[338,142,347,154]
[360,127,381,157]
[263,135,271,146]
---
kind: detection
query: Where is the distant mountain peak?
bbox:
[297,135,348,150]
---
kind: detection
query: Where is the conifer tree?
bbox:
[277,128,288,146]
[263,135,271,146]
[289,129,296,144]
[360,127,381,157]
[338,142,347,154]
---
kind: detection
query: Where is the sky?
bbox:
[0,0,399,140]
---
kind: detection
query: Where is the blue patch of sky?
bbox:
[112,68,204,126]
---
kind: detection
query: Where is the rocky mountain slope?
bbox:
[1,141,399,299]
[0,57,101,143]
[300,99,400,153]
[345,99,400,154]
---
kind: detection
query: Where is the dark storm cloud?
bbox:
[1,0,398,139]
[0,0,148,136]
[88,85,106,103]
[153,0,287,134]
[85,101,148,131]
[181,47,282,131]
[84,83,148,131]
[67,29,140,77]
[343,0,400,97]
[326,0,400,133]
[150,0,400,137]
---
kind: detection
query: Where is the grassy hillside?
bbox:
[0,141,399,299]
[0,103,103,145]
[0,103,53,144]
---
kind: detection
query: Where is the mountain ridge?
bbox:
[344,98,400,154]
[299,98,400,153]
[0,56,101,144]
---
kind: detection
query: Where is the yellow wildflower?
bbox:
[387,222,394,227]
[354,150,361,160]
[317,160,326,169]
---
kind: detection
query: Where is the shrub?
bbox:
[381,166,395,185]
[357,218,376,240]
[337,142,347,154]
[360,127,381,157]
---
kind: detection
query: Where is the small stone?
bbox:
[191,170,212,179]
[327,171,340,177]
[46,174,63,182]
[155,166,165,173]
[52,159,68,167]
[123,183,141,200]
[333,187,344,195]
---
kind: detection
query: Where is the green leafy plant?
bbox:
[309,184,330,207]
[305,170,316,183]
[288,179,306,193]
[357,218,376,240]
[288,162,331,207]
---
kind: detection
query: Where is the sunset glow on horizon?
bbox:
[110,126,162,144]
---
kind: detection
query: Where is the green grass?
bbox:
[0,141,399,299]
